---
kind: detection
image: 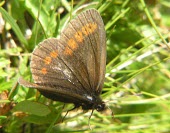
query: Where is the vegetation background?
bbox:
[0,0,170,132]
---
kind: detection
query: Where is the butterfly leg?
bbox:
[88,109,94,130]
[61,104,80,122]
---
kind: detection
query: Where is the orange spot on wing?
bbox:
[50,50,58,58]
[82,26,88,36]
[75,31,83,42]
[44,57,51,64]
[82,23,97,36]
[64,47,73,55]
[68,39,77,50]
[41,68,47,75]
[88,23,97,33]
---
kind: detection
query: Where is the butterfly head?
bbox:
[95,101,105,112]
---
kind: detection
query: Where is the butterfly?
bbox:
[19,8,106,117]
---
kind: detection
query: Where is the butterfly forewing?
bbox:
[83,9,106,94]
[60,9,106,94]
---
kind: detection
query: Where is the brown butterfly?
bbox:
[19,8,106,118]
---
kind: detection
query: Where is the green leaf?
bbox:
[0,7,28,46]
[13,100,51,116]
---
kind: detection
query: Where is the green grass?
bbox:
[0,0,170,132]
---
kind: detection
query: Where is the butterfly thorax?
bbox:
[80,94,105,112]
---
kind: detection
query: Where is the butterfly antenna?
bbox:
[88,109,94,130]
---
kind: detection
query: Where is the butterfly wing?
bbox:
[59,9,106,95]
[19,9,106,104]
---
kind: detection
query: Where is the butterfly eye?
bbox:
[96,103,105,112]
